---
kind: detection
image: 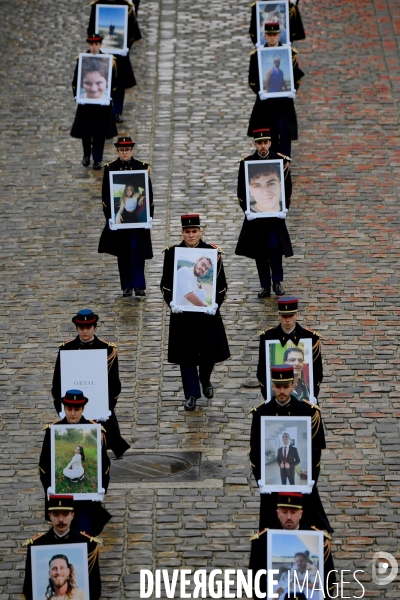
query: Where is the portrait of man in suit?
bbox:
[276,432,300,485]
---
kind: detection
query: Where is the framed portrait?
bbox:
[108,170,151,229]
[257,46,295,98]
[265,338,314,403]
[255,1,290,47]
[31,543,89,600]
[267,529,324,600]
[50,424,103,501]
[259,415,313,493]
[75,53,112,105]
[60,349,110,421]
[172,247,218,313]
[95,4,128,54]
[245,159,286,217]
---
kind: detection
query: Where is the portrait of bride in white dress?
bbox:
[63,445,85,482]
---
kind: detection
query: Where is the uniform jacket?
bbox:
[249,0,306,46]
[257,322,323,399]
[23,528,101,600]
[247,43,304,140]
[160,239,230,365]
[70,51,118,140]
[39,416,111,533]
[249,395,325,484]
[98,156,154,259]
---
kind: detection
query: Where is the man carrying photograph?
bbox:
[160,214,230,411]
[249,492,336,599]
[257,297,323,401]
[277,432,300,485]
[39,390,111,536]
[51,308,130,458]
[176,256,213,306]
[22,495,101,600]
[247,21,304,156]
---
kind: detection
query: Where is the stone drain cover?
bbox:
[110,451,201,482]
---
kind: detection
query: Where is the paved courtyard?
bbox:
[0,0,399,597]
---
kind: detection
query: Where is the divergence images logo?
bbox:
[372,552,398,586]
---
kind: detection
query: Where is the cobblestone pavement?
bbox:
[0,0,400,596]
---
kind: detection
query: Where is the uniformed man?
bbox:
[40,390,111,536]
[249,492,336,599]
[98,136,154,297]
[249,0,306,47]
[51,308,130,458]
[247,21,304,156]
[160,214,230,411]
[257,297,323,401]
[236,127,293,298]
[23,495,101,600]
[87,0,140,123]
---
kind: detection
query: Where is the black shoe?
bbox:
[82,155,90,167]
[134,288,146,297]
[258,287,271,298]
[115,113,124,123]
[273,282,285,296]
[184,396,197,411]
[93,161,102,170]
[122,288,133,297]
[202,382,214,399]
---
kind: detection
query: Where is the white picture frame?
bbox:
[255,0,291,47]
[95,4,128,55]
[245,159,286,217]
[60,349,110,420]
[50,424,103,501]
[31,543,89,600]
[267,529,324,600]
[75,53,112,105]
[172,247,218,313]
[257,46,295,98]
[108,170,151,229]
[265,338,315,403]
[259,415,313,493]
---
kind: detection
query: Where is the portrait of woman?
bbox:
[115,184,147,224]
[63,445,85,483]
[80,56,109,101]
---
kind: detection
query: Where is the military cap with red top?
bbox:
[114,136,135,148]
[278,297,298,315]
[253,128,271,141]
[86,32,103,43]
[48,495,75,511]
[264,21,280,34]
[270,364,294,382]
[276,491,303,509]
[61,389,89,406]
[181,214,201,228]
[72,308,99,326]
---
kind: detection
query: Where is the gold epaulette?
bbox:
[23,532,44,546]
[292,46,299,55]
[89,420,106,432]
[162,243,177,252]
[248,401,265,416]
[303,399,321,411]
[306,327,321,338]
[250,1,256,7]
[277,152,292,162]
[238,154,250,163]
[210,243,223,254]
[249,48,258,56]
[249,528,268,542]
[43,420,59,431]
[59,338,74,347]
[99,338,118,349]
[81,531,102,544]
[258,326,273,337]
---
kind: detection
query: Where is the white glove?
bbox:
[100,487,105,494]
[59,412,63,418]
[47,487,55,497]
[204,303,218,316]
[310,396,318,405]
[170,301,183,314]
[143,217,153,229]
[96,416,109,423]
[286,90,296,99]
[245,210,256,221]
[109,219,117,231]
[258,92,269,100]
[257,480,262,488]
[277,210,287,219]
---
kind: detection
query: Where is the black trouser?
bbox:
[82,135,106,161]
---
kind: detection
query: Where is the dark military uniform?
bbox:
[98,155,154,291]
[257,323,323,400]
[70,51,118,162]
[247,43,304,155]
[249,0,306,46]
[51,334,130,458]
[39,417,111,536]
[160,239,230,399]
[23,528,101,600]
[87,0,140,117]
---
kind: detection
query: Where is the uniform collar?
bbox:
[78,336,96,347]
[278,323,300,346]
